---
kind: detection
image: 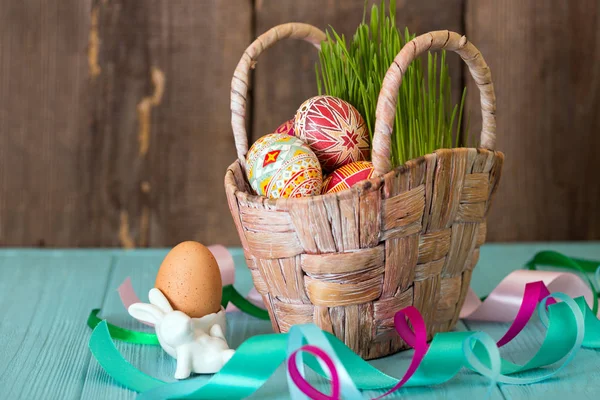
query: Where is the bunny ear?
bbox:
[149,288,174,313]
[128,303,164,325]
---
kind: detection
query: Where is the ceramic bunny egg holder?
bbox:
[128,288,235,379]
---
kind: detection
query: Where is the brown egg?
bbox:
[155,241,223,318]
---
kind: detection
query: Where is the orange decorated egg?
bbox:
[294,96,370,172]
[322,161,375,194]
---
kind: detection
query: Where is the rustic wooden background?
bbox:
[0,0,598,247]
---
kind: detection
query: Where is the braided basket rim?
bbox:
[227,147,502,208]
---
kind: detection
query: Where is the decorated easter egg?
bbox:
[246,133,322,199]
[155,241,223,318]
[322,161,375,194]
[294,95,370,172]
[274,118,295,136]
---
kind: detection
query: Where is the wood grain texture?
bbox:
[0,0,92,246]
[465,0,600,241]
[252,0,464,143]
[81,252,180,399]
[1,0,598,246]
[0,251,114,398]
[88,0,252,247]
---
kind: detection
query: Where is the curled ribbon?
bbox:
[88,289,597,399]
[286,253,600,398]
[87,251,600,399]
[288,345,342,400]
[461,251,599,322]
[286,288,591,399]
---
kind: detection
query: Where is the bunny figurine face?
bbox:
[128,288,234,379]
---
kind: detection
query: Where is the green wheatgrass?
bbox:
[316,0,471,167]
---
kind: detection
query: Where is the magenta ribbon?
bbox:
[116,246,598,399]
[288,345,342,400]
[287,276,592,399]
[288,306,429,400]
[495,281,554,347]
[372,306,429,399]
[460,269,596,321]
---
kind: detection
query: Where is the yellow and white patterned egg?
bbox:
[246,133,322,199]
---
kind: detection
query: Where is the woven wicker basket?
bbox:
[225,23,503,359]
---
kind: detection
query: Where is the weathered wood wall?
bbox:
[0,0,598,247]
[465,0,600,241]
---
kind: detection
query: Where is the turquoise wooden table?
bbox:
[1,243,599,399]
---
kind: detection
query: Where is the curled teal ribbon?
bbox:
[87,252,600,399]
[285,293,587,400]
[88,294,597,399]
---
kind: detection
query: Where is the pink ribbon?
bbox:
[286,262,599,399]
[119,244,597,399]
[207,245,235,286]
[460,269,596,322]
[118,277,155,327]
[288,279,579,399]
[495,281,553,347]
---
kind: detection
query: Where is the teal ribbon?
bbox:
[88,295,598,399]
[87,309,160,345]
[87,252,600,399]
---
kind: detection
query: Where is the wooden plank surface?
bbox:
[0,0,92,246]
[252,0,464,142]
[465,0,600,241]
[88,0,252,248]
[1,243,599,399]
[81,251,179,399]
[79,249,278,399]
[0,251,114,398]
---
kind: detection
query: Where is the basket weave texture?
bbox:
[226,23,504,359]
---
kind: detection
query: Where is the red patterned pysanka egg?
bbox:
[294,96,370,172]
[274,118,295,136]
[321,161,375,194]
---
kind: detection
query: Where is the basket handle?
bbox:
[231,23,327,169]
[372,30,496,176]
